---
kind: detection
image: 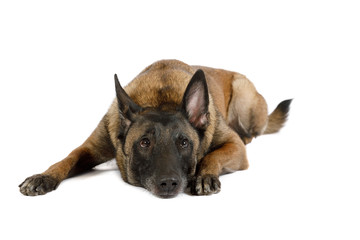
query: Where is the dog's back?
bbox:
[124,60,195,109]
[122,59,290,144]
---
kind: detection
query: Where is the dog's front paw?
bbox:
[191,174,221,196]
[19,174,59,196]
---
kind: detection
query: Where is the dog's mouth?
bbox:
[157,192,180,199]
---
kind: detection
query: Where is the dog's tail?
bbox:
[263,99,293,135]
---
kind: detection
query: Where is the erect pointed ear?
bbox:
[182,69,210,130]
[114,74,142,121]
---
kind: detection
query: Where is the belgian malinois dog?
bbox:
[19,59,292,198]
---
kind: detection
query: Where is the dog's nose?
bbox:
[158,177,180,196]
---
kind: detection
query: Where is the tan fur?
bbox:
[19,59,290,196]
[264,105,290,134]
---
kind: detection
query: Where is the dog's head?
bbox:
[114,70,209,198]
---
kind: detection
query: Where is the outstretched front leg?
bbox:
[191,121,248,196]
[19,116,115,196]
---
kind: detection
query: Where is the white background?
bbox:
[1,0,359,239]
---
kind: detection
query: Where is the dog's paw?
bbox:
[19,174,59,196]
[191,174,221,196]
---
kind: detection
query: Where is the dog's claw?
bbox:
[192,174,221,195]
[19,174,59,196]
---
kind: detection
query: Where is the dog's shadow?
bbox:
[66,159,195,197]
[67,160,119,179]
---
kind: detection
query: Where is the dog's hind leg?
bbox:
[19,115,116,196]
[226,74,268,144]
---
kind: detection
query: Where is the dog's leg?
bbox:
[226,74,268,144]
[192,121,248,195]
[19,116,116,196]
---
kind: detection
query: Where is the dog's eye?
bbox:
[180,138,189,148]
[140,138,151,148]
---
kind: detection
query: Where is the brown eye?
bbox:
[180,138,189,148]
[140,138,151,148]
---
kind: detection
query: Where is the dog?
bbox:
[19,59,292,198]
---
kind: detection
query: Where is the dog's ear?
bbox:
[182,69,210,130]
[114,74,142,122]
